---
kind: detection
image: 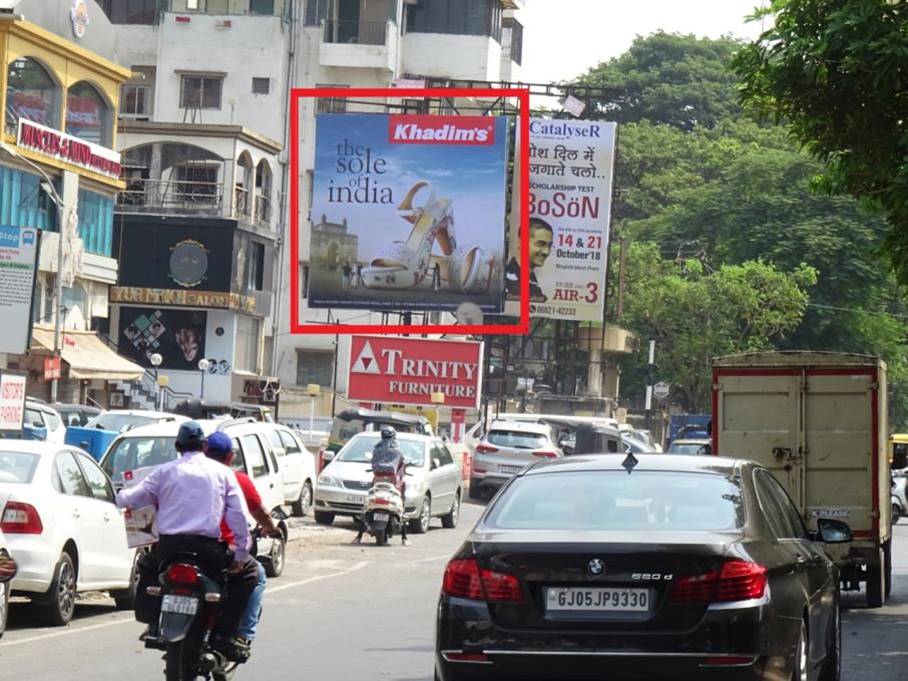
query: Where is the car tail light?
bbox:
[165,563,201,586]
[532,450,558,458]
[442,558,523,603]
[475,443,498,454]
[670,561,767,604]
[1,501,43,534]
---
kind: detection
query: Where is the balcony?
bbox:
[319,19,396,71]
[118,177,224,215]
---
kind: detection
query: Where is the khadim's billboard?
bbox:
[308,114,508,313]
[505,119,618,321]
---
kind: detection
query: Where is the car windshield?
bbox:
[487,430,547,449]
[485,471,744,532]
[669,443,711,455]
[337,436,426,466]
[88,413,160,432]
[102,436,178,480]
[0,451,40,484]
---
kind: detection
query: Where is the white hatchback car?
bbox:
[101,418,290,577]
[261,424,317,517]
[0,441,134,625]
[24,399,66,444]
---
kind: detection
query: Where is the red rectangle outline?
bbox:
[289,87,530,335]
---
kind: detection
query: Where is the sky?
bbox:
[521,0,769,85]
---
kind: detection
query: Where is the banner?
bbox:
[0,226,40,354]
[117,307,207,371]
[348,335,483,409]
[505,119,617,321]
[0,372,27,432]
[308,114,508,313]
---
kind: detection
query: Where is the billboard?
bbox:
[0,226,40,355]
[308,113,508,313]
[117,307,207,371]
[347,335,483,410]
[505,119,618,321]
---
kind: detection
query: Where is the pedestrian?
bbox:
[431,262,441,291]
[350,262,359,289]
[357,261,366,287]
[342,261,352,290]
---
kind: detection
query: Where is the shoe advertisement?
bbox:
[504,118,618,322]
[307,113,508,313]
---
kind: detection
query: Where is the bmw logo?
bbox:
[588,559,604,576]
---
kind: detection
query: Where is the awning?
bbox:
[31,328,145,382]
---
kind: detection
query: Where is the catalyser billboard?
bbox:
[504,118,618,321]
[308,114,508,313]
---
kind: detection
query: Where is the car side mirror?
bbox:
[816,518,852,544]
[432,457,441,470]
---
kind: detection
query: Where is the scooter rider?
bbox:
[354,426,410,545]
[203,431,281,660]
[116,421,256,659]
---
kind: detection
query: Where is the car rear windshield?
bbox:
[669,443,711,455]
[485,471,744,532]
[337,436,426,466]
[0,451,40,484]
[102,437,178,480]
[88,414,159,432]
[486,430,548,449]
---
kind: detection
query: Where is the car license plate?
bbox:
[161,595,199,616]
[345,495,364,504]
[545,587,650,612]
[373,512,389,522]
[499,464,523,474]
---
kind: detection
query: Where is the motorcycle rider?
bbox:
[354,426,410,545]
[203,431,281,660]
[116,421,256,660]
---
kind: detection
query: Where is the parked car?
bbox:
[0,527,15,638]
[0,441,135,625]
[436,454,847,681]
[325,408,433,456]
[23,399,66,444]
[171,399,274,422]
[261,423,318,517]
[100,418,289,577]
[67,410,186,461]
[470,420,562,499]
[314,432,462,533]
[51,403,102,428]
[667,438,712,455]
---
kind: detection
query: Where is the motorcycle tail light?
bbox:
[165,563,201,587]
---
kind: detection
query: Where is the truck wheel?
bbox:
[884,540,893,598]
[866,548,886,608]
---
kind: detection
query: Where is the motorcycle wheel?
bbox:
[375,528,389,546]
[164,641,197,681]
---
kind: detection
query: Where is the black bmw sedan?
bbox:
[435,455,849,681]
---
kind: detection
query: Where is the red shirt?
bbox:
[221,471,260,547]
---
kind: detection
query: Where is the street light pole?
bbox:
[198,359,211,399]
[0,141,66,403]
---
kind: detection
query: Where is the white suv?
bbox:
[470,420,562,499]
[100,418,289,577]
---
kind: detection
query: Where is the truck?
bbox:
[712,351,891,607]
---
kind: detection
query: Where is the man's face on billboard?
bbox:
[175,328,200,362]
[529,225,553,269]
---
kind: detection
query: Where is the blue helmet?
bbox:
[205,431,233,456]
[175,421,205,451]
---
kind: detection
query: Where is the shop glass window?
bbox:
[66,82,112,146]
[5,57,60,134]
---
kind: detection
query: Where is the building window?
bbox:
[250,0,275,14]
[180,75,223,110]
[5,57,60,135]
[99,0,158,24]
[174,164,219,203]
[66,82,113,147]
[121,84,149,118]
[301,264,310,299]
[304,0,330,25]
[186,0,200,9]
[502,17,523,65]
[296,350,334,387]
[77,190,114,257]
[235,315,261,373]
[252,78,270,95]
[246,242,265,291]
[316,84,348,114]
[406,0,502,41]
[0,165,56,232]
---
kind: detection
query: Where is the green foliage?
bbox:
[734,0,908,283]
[622,243,816,411]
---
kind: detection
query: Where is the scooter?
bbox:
[357,473,405,546]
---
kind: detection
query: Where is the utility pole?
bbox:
[645,339,655,431]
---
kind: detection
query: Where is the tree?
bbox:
[621,243,817,412]
[734,0,908,283]
[578,32,745,131]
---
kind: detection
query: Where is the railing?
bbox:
[235,186,250,216]
[117,177,223,214]
[323,19,387,46]
[254,194,271,225]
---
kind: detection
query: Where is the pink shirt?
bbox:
[116,451,250,562]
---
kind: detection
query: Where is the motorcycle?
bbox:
[357,472,405,546]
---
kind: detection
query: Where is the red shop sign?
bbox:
[347,335,483,409]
